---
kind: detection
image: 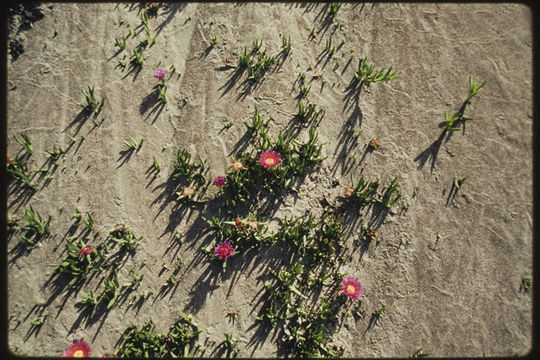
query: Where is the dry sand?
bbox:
[5,2,533,358]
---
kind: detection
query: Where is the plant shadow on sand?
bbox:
[7,180,36,213]
[139,87,166,124]
[332,79,365,176]
[63,104,104,138]
[414,101,471,172]
[38,224,139,341]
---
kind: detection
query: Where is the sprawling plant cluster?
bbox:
[236,35,291,83]
[255,210,353,357]
[344,175,402,210]
[114,312,202,358]
[219,107,325,206]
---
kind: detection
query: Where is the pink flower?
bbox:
[78,244,93,257]
[214,240,235,261]
[213,175,226,187]
[154,69,166,80]
[341,276,363,301]
[63,340,91,357]
[259,150,281,168]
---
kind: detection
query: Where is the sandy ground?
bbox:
[5,2,533,358]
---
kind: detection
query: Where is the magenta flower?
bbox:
[154,69,166,80]
[78,244,93,258]
[341,276,363,301]
[259,150,281,168]
[63,340,91,357]
[213,175,226,187]
[214,240,235,261]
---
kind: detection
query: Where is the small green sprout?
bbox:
[466,76,486,104]
[325,36,335,57]
[14,132,33,155]
[115,36,126,50]
[252,37,263,52]
[210,34,218,47]
[78,290,98,307]
[329,2,341,16]
[100,272,120,309]
[238,47,250,68]
[281,35,292,55]
[124,131,144,150]
[19,205,51,249]
[520,277,532,293]
[152,156,161,172]
[74,85,101,112]
[84,211,94,230]
[411,349,429,358]
[299,84,311,96]
[354,57,399,83]
[46,144,64,160]
[131,48,144,67]
[373,305,386,317]
[444,111,472,131]
[6,157,37,190]
[109,223,142,252]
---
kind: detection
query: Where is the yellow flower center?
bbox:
[265,157,275,165]
[73,349,85,357]
[345,284,356,295]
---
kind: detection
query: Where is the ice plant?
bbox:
[259,150,281,168]
[154,69,166,80]
[63,340,91,358]
[214,240,235,261]
[146,2,160,15]
[213,175,226,187]
[341,276,363,301]
[78,244,93,257]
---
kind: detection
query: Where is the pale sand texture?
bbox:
[6,3,533,357]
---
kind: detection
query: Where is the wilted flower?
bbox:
[154,69,166,80]
[246,219,260,232]
[341,276,363,301]
[230,159,244,172]
[213,175,226,187]
[112,223,127,237]
[344,186,355,198]
[214,240,235,261]
[7,156,14,164]
[78,244,93,257]
[368,138,379,149]
[234,216,244,230]
[181,185,196,198]
[259,150,281,168]
[63,340,91,358]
